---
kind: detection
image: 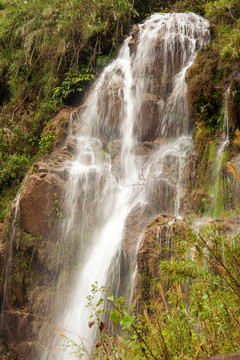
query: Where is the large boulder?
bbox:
[136,93,160,141]
[146,177,177,214]
[122,202,153,256]
[128,24,140,55]
[135,215,188,306]
[19,171,65,236]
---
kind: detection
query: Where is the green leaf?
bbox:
[107,294,114,302]
[109,310,119,325]
[115,296,125,303]
[200,311,209,320]
[96,298,104,307]
[120,313,133,328]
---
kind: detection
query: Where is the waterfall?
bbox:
[42,13,210,359]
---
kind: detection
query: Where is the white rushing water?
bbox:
[42,13,210,359]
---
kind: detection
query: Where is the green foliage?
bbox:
[0,0,134,111]
[0,187,17,221]
[0,0,134,219]
[73,226,240,360]
[218,25,240,60]
[205,0,240,61]
[205,0,240,24]
[51,193,63,223]
[38,130,55,155]
[53,67,94,100]
[212,149,229,217]
[0,154,31,190]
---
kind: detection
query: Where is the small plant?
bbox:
[52,193,63,223]
[53,67,95,100]
[38,130,55,155]
[0,154,31,189]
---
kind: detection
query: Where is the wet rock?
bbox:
[122,203,153,256]
[135,215,188,306]
[135,141,154,156]
[62,136,78,155]
[97,72,124,140]
[146,177,176,214]
[19,172,65,236]
[3,311,35,360]
[213,215,240,236]
[180,150,198,214]
[107,139,122,159]
[136,93,160,141]
[128,24,140,55]
[50,108,72,148]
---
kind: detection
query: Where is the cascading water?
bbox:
[42,13,210,359]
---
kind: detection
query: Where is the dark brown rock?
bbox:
[135,141,154,156]
[135,215,188,306]
[128,24,140,55]
[3,311,36,360]
[122,203,153,256]
[146,177,176,214]
[50,108,72,148]
[136,93,160,141]
[97,73,124,140]
[19,172,65,236]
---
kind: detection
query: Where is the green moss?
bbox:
[210,150,229,217]
[139,266,150,305]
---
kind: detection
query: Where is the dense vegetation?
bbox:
[0,0,135,219]
[82,225,240,360]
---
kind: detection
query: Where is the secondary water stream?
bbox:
[212,89,230,217]
[42,12,210,359]
[0,195,21,334]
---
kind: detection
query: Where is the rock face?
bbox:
[147,177,177,214]
[20,172,65,235]
[136,93,160,141]
[97,72,124,137]
[0,107,80,360]
[122,203,153,256]
[128,24,140,55]
[135,214,189,306]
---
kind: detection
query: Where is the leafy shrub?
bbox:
[38,130,55,155]
[53,67,94,100]
[61,225,240,360]
[0,154,31,189]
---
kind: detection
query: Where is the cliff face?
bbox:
[0,108,79,359]
[135,215,189,308]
